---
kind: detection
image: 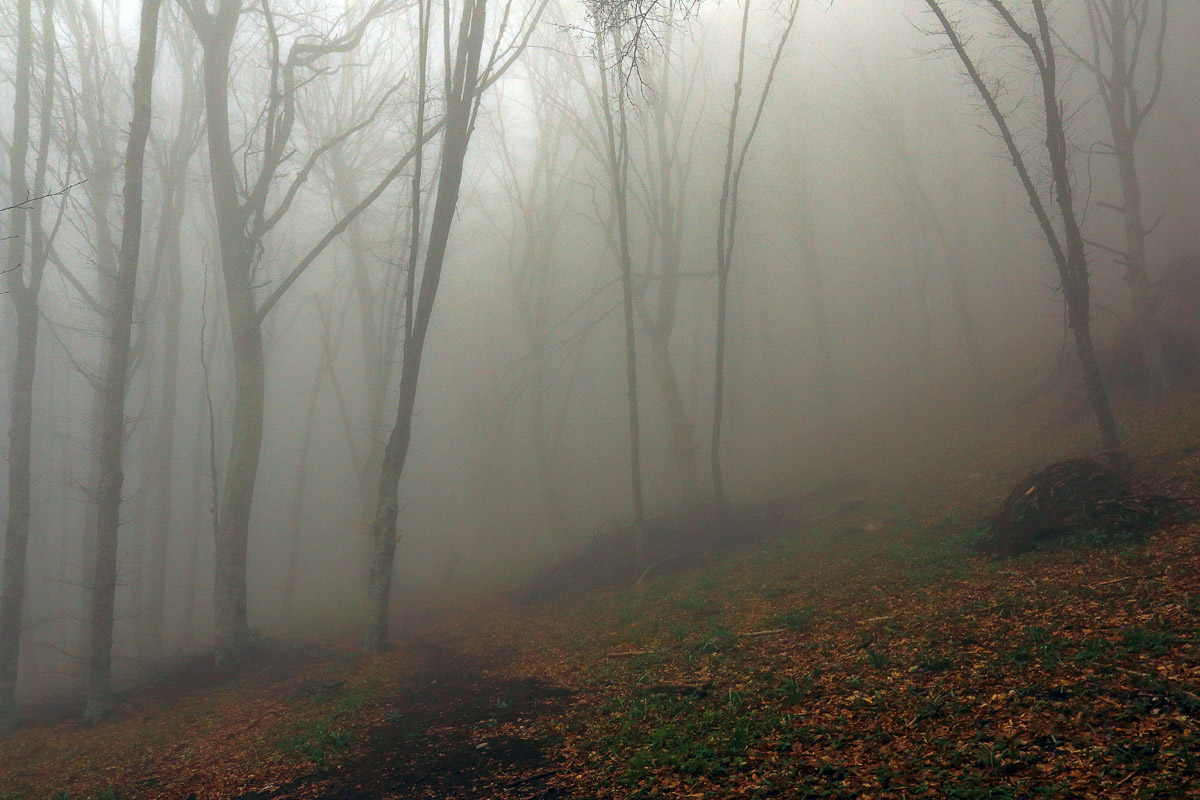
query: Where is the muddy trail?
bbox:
[241,638,582,800]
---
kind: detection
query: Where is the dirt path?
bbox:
[245,637,581,800]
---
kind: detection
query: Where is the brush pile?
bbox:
[982,455,1173,556]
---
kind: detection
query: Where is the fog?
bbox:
[0,0,1198,719]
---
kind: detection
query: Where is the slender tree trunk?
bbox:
[1037,8,1120,454]
[211,291,264,663]
[63,0,124,678]
[1115,144,1168,392]
[86,0,162,723]
[528,352,571,535]
[648,334,698,498]
[143,182,185,661]
[647,51,699,500]
[0,0,36,733]
[712,0,753,515]
[282,347,328,622]
[198,11,262,665]
[365,0,486,654]
[711,269,730,508]
[327,152,386,567]
[1097,0,1171,394]
[597,33,645,561]
[923,0,1120,455]
[181,419,205,647]
[910,225,936,387]
[789,136,842,432]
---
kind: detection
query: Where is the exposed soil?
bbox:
[247,639,581,800]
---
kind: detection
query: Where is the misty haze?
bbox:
[1,0,1200,796]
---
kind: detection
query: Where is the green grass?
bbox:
[277,721,354,771]
[769,606,816,631]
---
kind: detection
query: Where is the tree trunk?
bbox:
[198,10,262,665]
[0,0,35,733]
[143,180,186,661]
[282,346,327,622]
[1115,144,1169,394]
[649,334,697,498]
[365,0,487,654]
[597,33,645,561]
[922,0,1120,456]
[1099,0,1171,394]
[711,269,730,509]
[85,0,162,723]
[181,420,206,647]
[212,293,264,664]
[1038,7,1121,454]
[62,0,124,679]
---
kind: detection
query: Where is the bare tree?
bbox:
[281,296,346,622]
[595,28,647,561]
[364,0,550,653]
[1,0,67,731]
[541,14,704,509]
[632,34,705,501]
[922,0,1120,455]
[1065,0,1170,394]
[178,0,408,664]
[58,0,124,682]
[85,0,163,723]
[490,73,577,539]
[308,30,417,574]
[711,0,799,512]
[849,71,989,387]
[140,6,205,662]
[0,0,37,733]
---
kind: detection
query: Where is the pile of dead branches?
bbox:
[981,455,1176,556]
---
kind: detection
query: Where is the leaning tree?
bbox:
[922,0,1121,456]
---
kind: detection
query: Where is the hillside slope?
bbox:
[3,389,1200,799]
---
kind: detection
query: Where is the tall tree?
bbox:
[595,28,647,562]
[1067,0,1170,393]
[1,0,65,731]
[85,0,163,724]
[922,0,1121,455]
[178,0,407,663]
[711,0,799,511]
[491,74,577,538]
[0,0,37,733]
[626,34,706,501]
[58,0,124,681]
[364,0,549,653]
[140,6,205,662]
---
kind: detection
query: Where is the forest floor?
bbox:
[4,384,1200,799]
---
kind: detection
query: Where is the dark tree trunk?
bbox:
[365,0,487,654]
[923,0,1121,455]
[85,0,162,723]
[0,0,36,733]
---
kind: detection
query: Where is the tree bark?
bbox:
[143,178,186,662]
[596,32,646,563]
[85,0,162,723]
[1088,0,1170,394]
[365,0,487,654]
[0,0,36,733]
[712,0,798,512]
[924,0,1121,456]
[282,322,329,622]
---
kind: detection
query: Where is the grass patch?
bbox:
[769,606,816,631]
[278,720,354,771]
